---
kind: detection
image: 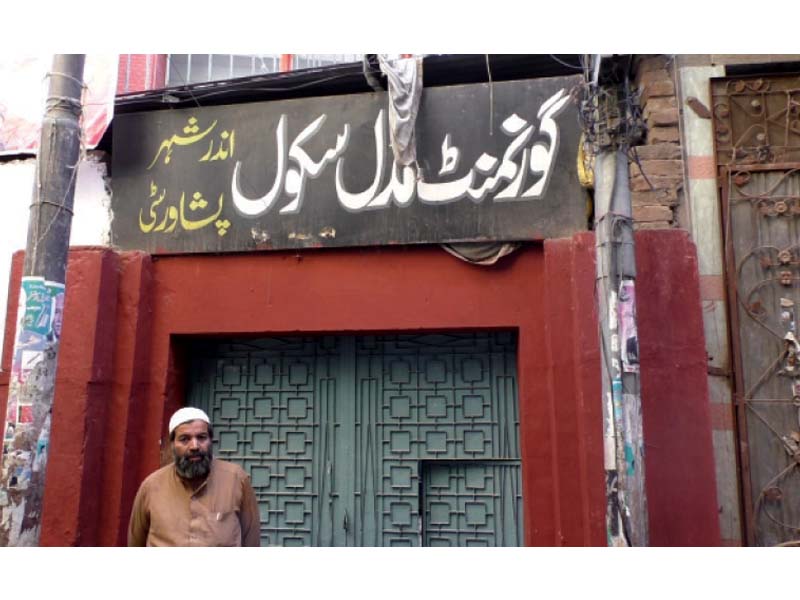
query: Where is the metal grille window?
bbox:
[165,54,361,86]
[292,54,362,70]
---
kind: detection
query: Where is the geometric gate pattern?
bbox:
[422,462,522,547]
[352,333,522,547]
[186,332,523,546]
[187,335,339,547]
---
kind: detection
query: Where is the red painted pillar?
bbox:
[40,249,120,546]
[95,252,155,546]
[0,251,24,432]
[280,54,294,73]
[541,233,606,546]
[2,248,123,545]
[536,230,721,546]
[634,230,721,545]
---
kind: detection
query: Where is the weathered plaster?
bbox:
[0,154,111,356]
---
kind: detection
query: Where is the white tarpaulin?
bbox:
[0,54,117,155]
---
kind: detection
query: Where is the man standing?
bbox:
[128,407,261,546]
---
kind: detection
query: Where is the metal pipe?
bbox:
[595,147,649,546]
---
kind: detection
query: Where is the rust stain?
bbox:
[686,96,712,119]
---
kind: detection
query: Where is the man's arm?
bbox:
[127,482,150,547]
[239,475,261,547]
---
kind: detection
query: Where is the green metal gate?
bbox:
[186,332,523,546]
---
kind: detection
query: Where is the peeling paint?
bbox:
[288,232,313,241]
[5,497,25,545]
[250,228,270,244]
[15,526,40,547]
[604,392,616,470]
[0,274,63,545]
[610,333,619,353]
[32,415,50,473]
[319,227,336,239]
[624,443,635,476]
[84,154,114,247]
[608,290,618,331]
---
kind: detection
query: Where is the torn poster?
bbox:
[4,277,64,455]
[619,280,640,373]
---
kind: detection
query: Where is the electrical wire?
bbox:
[486,54,494,135]
[628,145,654,190]
[165,55,202,109]
[578,68,645,155]
[548,54,584,71]
[114,70,363,109]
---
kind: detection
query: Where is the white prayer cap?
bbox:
[169,407,210,435]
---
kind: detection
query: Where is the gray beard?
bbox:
[174,448,213,480]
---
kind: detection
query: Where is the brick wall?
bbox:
[630,55,683,230]
[116,55,167,95]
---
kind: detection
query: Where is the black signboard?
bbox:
[111,75,585,253]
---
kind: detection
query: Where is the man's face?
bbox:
[172,419,213,480]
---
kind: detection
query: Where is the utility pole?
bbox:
[0,54,85,546]
[583,54,649,546]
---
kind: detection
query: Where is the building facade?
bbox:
[2,54,796,546]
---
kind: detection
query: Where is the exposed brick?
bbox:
[630,174,683,192]
[633,220,672,230]
[647,108,680,128]
[641,79,675,103]
[633,205,674,222]
[642,96,678,118]
[647,125,681,144]
[636,55,670,74]
[117,54,165,94]
[630,159,683,179]
[631,143,682,160]
[632,188,679,206]
[637,68,671,89]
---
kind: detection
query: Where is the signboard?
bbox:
[111,75,585,253]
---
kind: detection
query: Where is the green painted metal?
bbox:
[423,462,522,547]
[187,332,523,546]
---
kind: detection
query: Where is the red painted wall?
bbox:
[0,232,720,546]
